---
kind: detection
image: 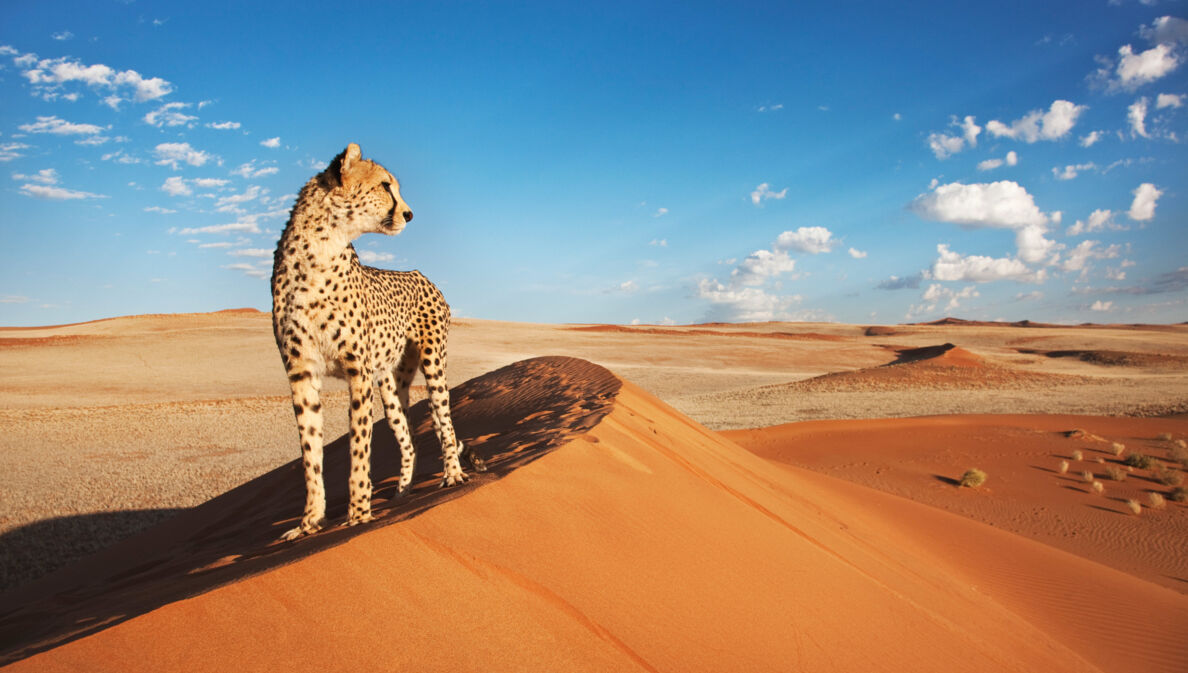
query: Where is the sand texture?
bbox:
[1,311,1186,671]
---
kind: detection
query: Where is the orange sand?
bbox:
[5,357,1184,672]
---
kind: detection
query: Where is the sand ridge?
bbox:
[3,357,1156,673]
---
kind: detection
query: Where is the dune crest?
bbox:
[2,357,1154,672]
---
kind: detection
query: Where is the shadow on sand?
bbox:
[0,356,621,665]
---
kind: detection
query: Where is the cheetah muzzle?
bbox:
[270,142,484,541]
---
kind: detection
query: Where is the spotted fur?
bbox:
[271,143,484,541]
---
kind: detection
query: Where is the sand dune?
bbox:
[9,357,1183,671]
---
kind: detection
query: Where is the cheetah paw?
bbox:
[280,518,325,541]
[346,512,375,527]
[439,470,469,488]
[461,443,488,473]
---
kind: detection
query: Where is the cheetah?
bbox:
[271,142,485,541]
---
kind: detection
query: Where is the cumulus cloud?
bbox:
[750,182,788,206]
[731,249,798,286]
[160,176,191,196]
[775,226,835,254]
[215,185,265,211]
[143,102,197,128]
[926,115,982,159]
[153,142,212,169]
[12,168,59,184]
[1066,209,1117,236]
[1090,300,1114,312]
[1061,240,1120,273]
[985,100,1086,142]
[918,283,980,313]
[1128,97,1150,137]
[977,151,1018,172]
[206,121,241,130]
[848,247,867,259]
[18,54,172,103]
[653,207,668,218]
[18,115,105,136]
[931,244,1044,283]
[1156,92,1185,108]
[1052,162,1097,180]
[260,137,281,148]
[231,160,279,179]
[1080,130,1103,147]
[696,279,803,322]
[144,206,176,214]
[0,142,30,162]
[1128,182,1162,220]
[909,180,1050,229]
[1140,15,1188,44]
[356,249,395,264]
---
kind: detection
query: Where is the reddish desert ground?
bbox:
[1,310,1186,672]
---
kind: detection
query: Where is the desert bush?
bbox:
[1171,444,1188,469]
[1126,499,1142,515]
[1058,460,1069,474]
[1081,470,1095,483]
[1175,438,1187,450]
[1091,481,1104,494]
[1169,487,1188,503]
[1148,492,1166,509]
[1071,449,1083,461]
[1157,432,1173,441]
[1124,453,1155,470]
[1105,466,1127,482]
[959,468,987,488]
[1152,465,1184,487]
[1096,457,1105,464]
[1111,442,1125,456]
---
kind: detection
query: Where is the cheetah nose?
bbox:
[402,210,413,223]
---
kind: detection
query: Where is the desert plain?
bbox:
[0,309,1186,672]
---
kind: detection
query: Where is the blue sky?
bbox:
[1,1,1185,326]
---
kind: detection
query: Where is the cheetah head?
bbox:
[319,143,413,239]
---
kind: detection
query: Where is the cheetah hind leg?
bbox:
[381,368,418,496]
[460,441,487,473]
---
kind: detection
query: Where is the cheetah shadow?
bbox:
[0,356,621,665]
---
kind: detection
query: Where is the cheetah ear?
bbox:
[341,143,362,174]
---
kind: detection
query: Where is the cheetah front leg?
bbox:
[283,367,328,541]
[345,364,376,526]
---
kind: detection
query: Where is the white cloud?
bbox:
[1128,97,1150,137]
[177,221,261,235]
[144,206,177,214]
[653,207,668,218]
[18,115,104,136]
[143,102,196,128]
[927,131,966,159]
[757,104,784,112]
[848,247,867,259]
[1090,300,1114,312]
[977,151,1018,172]
[1061,240,1120,273]
[696,279,802,322]
[617,280,638,293]
[206,121,241,130]
[154,142,212,169]
[192,177,229,188]
[649,238,667,247]
[215,185,264,211]
[1066,209,1116,236]
[1140,15,1188,45]
[19,55,172,103]
[74,135,111,146]
[1156,93,1185,108]
[357,249,395,264]
[12,168,59,184]
[1080,130,1102,147]
[1052,162,1097,180]
[223,263,270,279]
[51,31,74,41]
[260,137,281,148]
[160,176,192,196]
[920,283,980,312]
[775,226,835,254]
[228,248,273,258]
[1015,224,1058,265]
[931,244,1043,283]
[198,242,233,249]
[985,100,1086,142]
[750,182,788,206]
[729,249,798,286]
[1096,41,1181,92]
[1128,182,1162,220]
[19,183,106,200]
[0,142,30,162]
[231,160,278,178]
[910,180,1050,229]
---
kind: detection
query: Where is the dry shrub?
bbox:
[1105,465,1127,482]
[1126,499,1142,515]
[1091,481,1104,494]
[1071,449,1083,461]
[1157,432,1173,441]
[1169,487,1188,503]
[1124,453,1155,470]
[1111,442,1125,456]
[1058,460,1069,474]
[1152,465,1184,487]
[1081,470,1095,483]
[959,468,987,488]
[1148,492,1166,510]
